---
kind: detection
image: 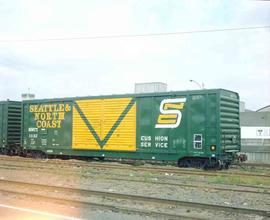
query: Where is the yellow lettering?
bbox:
[65,104,71,112]
[46,113,52,120]
[52,112,58,120]
[58,112,65,120]
[42,105,47,112]
[34,105,38,112]
[41,121,47,128]
[34,113,40,120]
[37,105,44,112]
[29,105,34,112]
[53,104,57,112]
[36,121,42,128]
[57,120,61,128]
[47,105,51,112]
[59,104,64,112]
[51,120,57,128]
[40,113,46,120]
[46,121,52,128]
[31,102,70,129]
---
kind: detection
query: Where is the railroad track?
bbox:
[0,179,269,218]
[1,155,269,179]
[0,180,198,220]
[0,161,269,195]
[240,163,270,168]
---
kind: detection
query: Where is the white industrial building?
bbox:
[240,103,270,163]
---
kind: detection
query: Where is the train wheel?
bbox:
[40,152,47,160]
[98,157,105,161]
[224,163,230,169]
[215,160,223,170]
[200,159,208,169]
[31,151,47,160]
[177,159,184,167]
[2,148,8,155]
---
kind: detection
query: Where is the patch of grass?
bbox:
[235,166,270,174]
[209,175,270,186]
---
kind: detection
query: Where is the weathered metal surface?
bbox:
[22,101,73,150]
[22,89,240,163]
[73,98,136,151]
[243,152,270,164]
[0,101,22,153]
[220,91,241,154]
[241,139,270,152]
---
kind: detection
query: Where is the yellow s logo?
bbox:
[155,98,186,128]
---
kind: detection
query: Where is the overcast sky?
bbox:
[0,0,269,110]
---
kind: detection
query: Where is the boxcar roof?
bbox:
[22,88,238,103]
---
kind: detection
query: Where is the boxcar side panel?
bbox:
[0,103,6,148]
[205,93,219,155]
[23,101,72,151]
[72,97,136,151]
[7,101,22,148]
[0,101,22,153]
[219,90,240,154]
[186,93,207,157]
[136,95,188,158]
[21,89,240,165]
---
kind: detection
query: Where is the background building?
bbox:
[240,102,270,163]
[21,93,35,101]
[135,82,167,94]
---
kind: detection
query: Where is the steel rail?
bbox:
[0,189,199,220]
[33,157,270,169]
[240,163,270,168]
[0,179,269,217]
[70,163,270,178]
[105,177,270,195]
[0,163,269,195]
[1,156,270,178]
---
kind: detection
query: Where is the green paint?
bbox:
[22,101,72,150]
[0,101,22,152]
[22,89,240,164]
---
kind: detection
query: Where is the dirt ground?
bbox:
[0,157,269,219]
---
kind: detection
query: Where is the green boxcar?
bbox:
[0,101,22,155]
[22,89,240,168]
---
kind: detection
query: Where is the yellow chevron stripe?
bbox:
[72,98,136,151]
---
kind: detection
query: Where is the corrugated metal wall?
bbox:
[240,112,270,126]
[243,152,270,164]
[241,139,270,163]
[0,101,22,151]
[240,111,270,163]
